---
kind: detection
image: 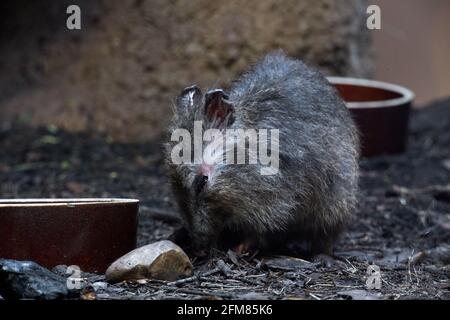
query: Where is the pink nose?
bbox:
[199,163,213,177]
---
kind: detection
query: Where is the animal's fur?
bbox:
[165,51,359,255]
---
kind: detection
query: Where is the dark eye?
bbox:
[194,175,208,194]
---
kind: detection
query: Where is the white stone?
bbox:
[105,240,193,283]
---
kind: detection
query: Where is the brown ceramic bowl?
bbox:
[0,199,139,273]
[328,77,414,157]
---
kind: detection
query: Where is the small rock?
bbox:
[0,259,69,300]
[105,240,193,283]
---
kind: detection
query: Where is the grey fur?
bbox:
[164,51,359,255]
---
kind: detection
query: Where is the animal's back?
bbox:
[166,51,359,256]
[225,51,360,253]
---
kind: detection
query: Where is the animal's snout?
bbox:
[199,163,213,177]
[194,164,213,194]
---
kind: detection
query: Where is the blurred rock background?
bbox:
[0,0,372,142]
[372,0,450,106]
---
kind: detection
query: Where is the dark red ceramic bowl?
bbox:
[328,77,414,157]
[0,199,138,273]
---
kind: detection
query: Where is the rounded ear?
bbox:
[176,85,203,110]
[204,89,234,127]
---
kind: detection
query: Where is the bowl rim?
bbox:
[327,76,414,109]
[0,198,139,207]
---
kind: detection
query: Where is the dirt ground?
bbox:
[0,100,449,300]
